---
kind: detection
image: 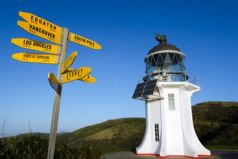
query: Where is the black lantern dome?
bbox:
[144,34,188,82]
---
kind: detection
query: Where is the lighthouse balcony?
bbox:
[143,71,188,82]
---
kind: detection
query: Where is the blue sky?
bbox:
[0,0,238,136]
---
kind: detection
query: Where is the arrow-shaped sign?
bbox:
[12,52,59,64]
[48,73,60,91]
[79,74,96,83]
[11,38,61,54]
[66,68,96,83]
[68,32,101,50]
[19,11,62,35]
[60,51,77,74]
[17,21,62,44]
[61,66,91,84]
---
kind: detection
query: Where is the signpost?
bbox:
[47,28,68,159]
[11,38,61,54]
[11,11,102,159]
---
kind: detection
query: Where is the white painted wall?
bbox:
[136,82,211,157]
[136,100,161,154]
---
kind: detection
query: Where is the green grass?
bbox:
[207,146,238,151]
[54,101,238,153]
[2,101,238,155]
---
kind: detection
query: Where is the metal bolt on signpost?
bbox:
[11,11,102,159]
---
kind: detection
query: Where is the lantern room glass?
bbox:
[144,52,187,82]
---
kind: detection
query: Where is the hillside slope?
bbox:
[193,101,238,123]
[57,101,238,153]
[193,101,238,147]
[57,118,145,153]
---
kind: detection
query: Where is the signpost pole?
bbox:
[47,27,69,159]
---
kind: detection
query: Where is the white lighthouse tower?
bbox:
[132,34,211,158]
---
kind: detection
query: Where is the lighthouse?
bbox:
[132,34,211,158]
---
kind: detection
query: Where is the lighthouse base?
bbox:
[136,82,211,158]
[136,153,212,159]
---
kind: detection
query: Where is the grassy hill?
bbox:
[193,101,238,148]
[56,101,238,153]
[57,118,145,153]
[193,101,238,123]
[2,101,238,155]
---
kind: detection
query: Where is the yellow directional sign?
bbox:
[48,73,60,91]
[11,38,61,54]
[66,68,96,83]
[68,32,101,50]
[18,21,62,44]
[80,74,96,83]
[12,52,59,64]
[61,67,91,83]
[60,51,77,74]
[19,11,62,35]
